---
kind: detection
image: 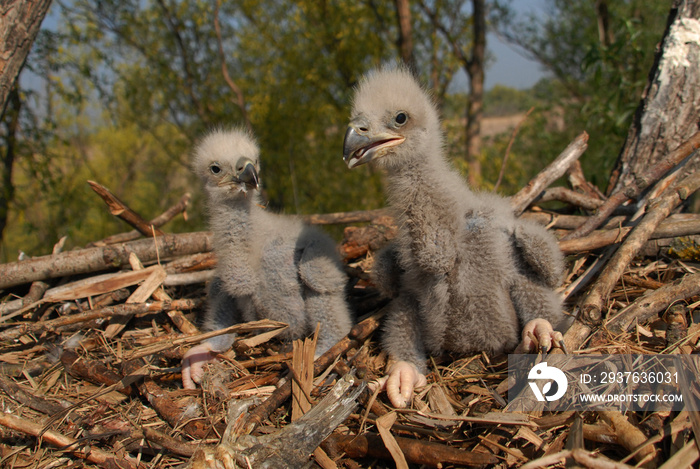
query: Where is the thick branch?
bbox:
[324,432,499,466]
[578,170,700,324]
[0,231,213,289]
[0,412,142,469]
[558,218,700,254]
[510,132,589,215]
[564,130,700,240]
[93,192,191,246]
[88,180,165,237]
[606,272,700,334]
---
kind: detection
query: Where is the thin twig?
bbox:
[494,106,534,192]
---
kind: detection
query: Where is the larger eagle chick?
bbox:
[343,66,565,407]
[182,129,353,389]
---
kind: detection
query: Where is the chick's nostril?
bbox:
[359,126,368,132]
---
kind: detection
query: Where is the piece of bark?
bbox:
[104,259,167,339]
[375,412,409,469]
[93,192,191,246]
[0,412,143,469]
[60,349,133,395]
[189,374,366,468]
[664,303,688,347]
[291,330,318,421]
[341,218,397,260]
[598,410,657,467]
[164,270,214,286]
[41,265,163,303]
[240,374,366,468]
[121,358,221,441]
[324,432,499,467]
[0,231,214,289]
[88,180,165,237]
[606,272,700,334]
[240,311,384,435]
[578,170,700,324]
[0,298,202,341]
[565,130,700,240]
[0,375,72,415]
[658,441,700,469]
[510,132,589,215]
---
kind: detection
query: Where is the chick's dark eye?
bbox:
[395,112,408,125]
[210,164,221,175]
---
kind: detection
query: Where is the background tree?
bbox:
[420,0,487,186]
[608,0,700,195]
[0,0,679,262]
[0,0,52,243]
[491,0,670,189]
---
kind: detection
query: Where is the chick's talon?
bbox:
[181,342,216,390]
[383,360,427,409]
[519,318,563,354]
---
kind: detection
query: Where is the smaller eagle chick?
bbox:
[343,66,565,408]
[182,128,353,389]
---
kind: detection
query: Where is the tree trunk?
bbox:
[0,83,20,242]
[607,0,700,195]
[0,0,52,118]
[394,0,416,72]
[465,0,486,187]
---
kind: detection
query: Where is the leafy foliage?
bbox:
[491,0,669,190]
[0,0,674,261]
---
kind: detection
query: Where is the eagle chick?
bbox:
[343,66,565,407]
[182,129,353,389]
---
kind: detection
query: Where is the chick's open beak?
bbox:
[343,120,405,169]
[218,159,259,192]
[238,161,259,190]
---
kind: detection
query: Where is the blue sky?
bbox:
[486,33,545,89]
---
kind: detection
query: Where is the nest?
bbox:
[1,136,700,468]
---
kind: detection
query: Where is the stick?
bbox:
[0,299,202,341]
[0,231,214,289]
[301,208,390,225]
[0,412,142,469]
[0,376,72,415]
[121,359,220,441]
[599,411,657,467]
[61,349,134,395]
[510,131,589,215]
[238,374,366,467]
[88,180,165,237]
[578,170,700,324]
[558,218,700,254]
[606,272,700,334]
[93,193,191,246]
[537,187,604,210]
[494,106,535,192]
[241,311,384,434]
[564,130,700,240]
[323,432,499,466]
